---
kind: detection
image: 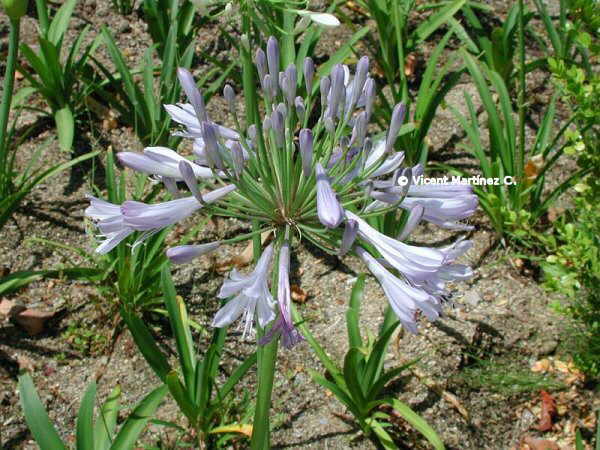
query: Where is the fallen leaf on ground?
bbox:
[531,359,551,373]
[209,424,253,437]
[522,436,561,450]
[537,391,557,432]
[13,308,55,335]
[291,284,308,303]
[214,231,272,273]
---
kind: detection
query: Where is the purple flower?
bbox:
[345,211,445,283]
[339,219,358,256]
[164,69,238,141]
[356,247,441,334]
[397,204,424,241]
[85,185,236,254]
[316,163,343,228]
[213,244,276,337]
[118,147,214,180]
[166,241,221,264]
[363,139,405,179]
[85,196,134,254]
[260,242,304,349]
[371,182,478,230]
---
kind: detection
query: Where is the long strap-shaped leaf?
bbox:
[110,385,168,450]
[76,381,97,450]
[18,373,67,450]
[382,398,445,450]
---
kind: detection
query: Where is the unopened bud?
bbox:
[2,0,27,19]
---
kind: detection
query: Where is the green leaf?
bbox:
[47,0,77,45]
[384,398,445,450]
[366,359,419,401]
[0,268,103,296]
[165,371,197,422]
[343,348,367,408]
[363,321,400,389]
[18,373,67,450]
[94,385,121,450]
[219,351,257,400]
[76,382,96,450]
[413,0,466,45]
[0,150,99,231]
[369,418,397,449]
[347,274,365,348]
[309,370,360,418]
[55,107,75,152]
[119,307,171,381]
[111,385,168,450]
[161,267,196,393]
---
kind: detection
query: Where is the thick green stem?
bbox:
[0,18,20,170]
[251,337,278,449]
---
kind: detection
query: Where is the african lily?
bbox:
[85,36,477,448]
[84,34,479,348]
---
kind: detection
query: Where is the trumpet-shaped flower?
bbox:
[213,244,276,337]
[260,242,304,348]
[356,247,440,334]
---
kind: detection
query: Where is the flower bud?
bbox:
[275,104,286,123]
[255,48,268,83]
[267,36,280,92]
[364,78,376,121]
[201,122,224,169]
[398,205,424,241]
[223,84,236,114]
[263,116,272,131]
[284,64,297,106]
[247,124,257,146]
[299,128,313,176]
[304,57,315,93]
[167,241,221,264]
[2,0,27,20]
[177,69,207,124]
[231,141,245,178]
[271,110,285,148]
[348,56,369,115]
[320,76,330,112]
[385,103,406,153]
[295,96,305,121]
[328,64,345,119]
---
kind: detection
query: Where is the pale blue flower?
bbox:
[213,244,276,337]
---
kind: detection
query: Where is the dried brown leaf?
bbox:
[291,284,308,303]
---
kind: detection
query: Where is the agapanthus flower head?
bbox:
[85,36,477,343]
